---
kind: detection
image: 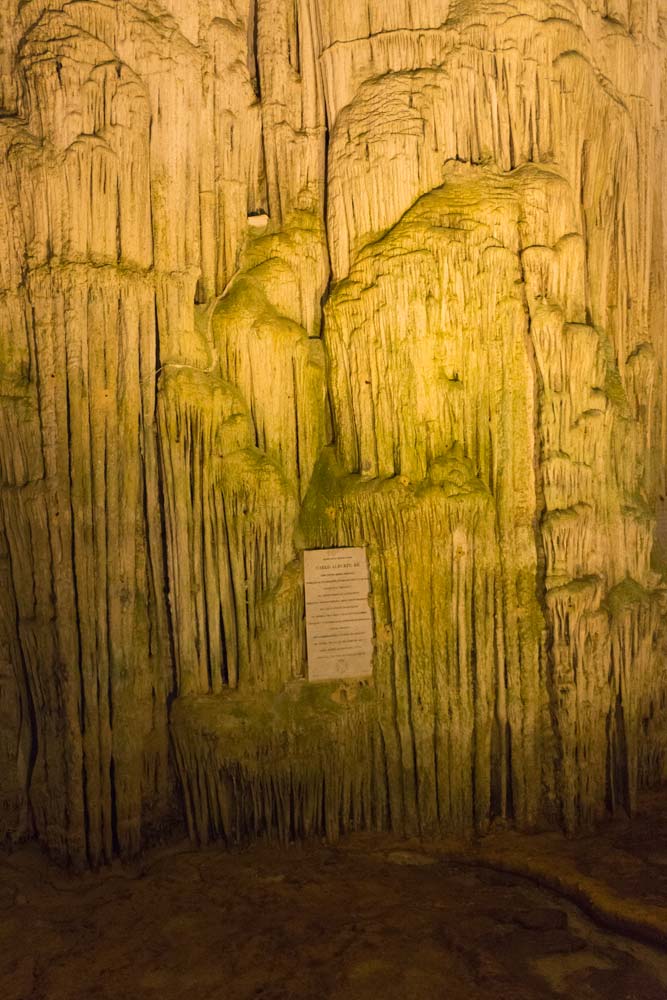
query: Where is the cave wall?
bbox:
[1,0,667,865]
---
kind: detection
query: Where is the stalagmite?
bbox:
[1,0,667,864]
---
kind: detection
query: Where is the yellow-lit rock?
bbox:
[1,0,666,864]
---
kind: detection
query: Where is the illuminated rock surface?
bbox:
[1,0,667,865]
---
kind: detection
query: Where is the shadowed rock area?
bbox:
[3,792,667,999]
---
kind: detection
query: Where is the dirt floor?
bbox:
[3,793,667,999]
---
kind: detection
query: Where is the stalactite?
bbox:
[212,218,328,498]
[158,365,302,695]
[299,446,504,836]
[171,682,384,845]
[0,0,666,862]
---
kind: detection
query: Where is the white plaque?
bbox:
[304,548,374,681]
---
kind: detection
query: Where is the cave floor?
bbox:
[3,792,667,1000]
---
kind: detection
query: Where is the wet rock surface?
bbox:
[1,832,666,1000]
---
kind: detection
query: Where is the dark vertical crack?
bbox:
[470,544,478,830]
[289,0,301,76]
[63,334,90,862]
[109,755,119,855]
[580,139,593,325]
[153,300,177,704]
[248,0,262,99]
[292,356,302,484]
[517,239,553,826]
[221,491,240,688]
[219,605,229,686]
[2,523,38,838]
[198,432,213,692]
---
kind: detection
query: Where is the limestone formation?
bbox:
[1,0,667,865]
